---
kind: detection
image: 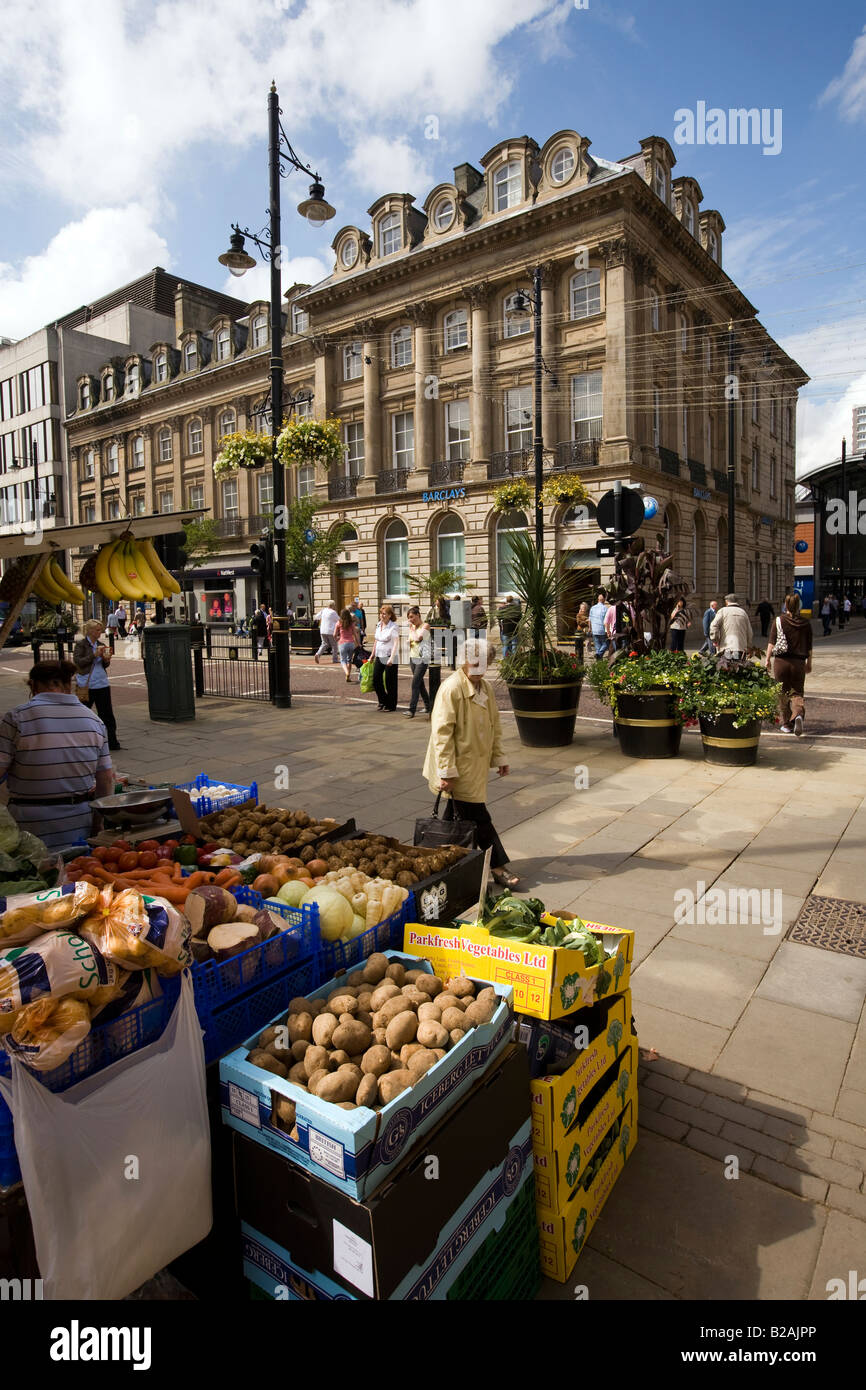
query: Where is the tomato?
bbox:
[118,852,138,871]
[113,840,132,853]
[181,833,197,845]
[161,839,179,851]
[91,846,109,862]
[138,850,159,869]
[156,845,175,860]
[138,839,160,853]
[104,846,123,863]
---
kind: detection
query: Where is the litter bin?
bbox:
[143,624,195,722]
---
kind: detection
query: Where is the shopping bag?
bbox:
[0,971,212,1300]
[414,790,478,849]
[359,658,375,693]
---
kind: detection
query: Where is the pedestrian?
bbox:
[132,609,146,643]
[820,595,832,637]
[351,596,367,641]
[335,607,359,683]
[422,637,517,888]
[372,603,400,711]
[405,605,432,718]
[668,598,689,652]
[589,590,609,658]
[469,595,487,639]
[0,660,115,850]
[604,599,621,652]
[842,594,852,629]
[114,602,128,638]
[252,604,269,655]
[699,599,718,654]
[265,606,274,646]
[496,594,521,657]
[105,606,119,653]
[286,601,296,627]
[829,594,838,627]
[314,601,340,664]
[755,598,775,638]
[709,593,753,660]
[73,619,121,751]
[574,601,591,663]
[767,592,812,737]
[861,594,866,621]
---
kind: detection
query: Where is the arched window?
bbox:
[106,442,119,475]
[103,372,114,402]
[83,448,95,478]
[158,427,172,462]
[379,212,401,257]
[188,419,203,454]
[79,380,91,410]
[297,465,315,497]
[216,327,231,361]
[503,293,531,339]
[493,160,521,211]
[496,509,528,594]
[341,526,358,543]
[663,508,674,555]
[391,325,412,368]
[252,314,268,348]
[707,229,718,262]
[218,408,236,439]
[654,164,667,204]
[252,400,272,435]
[551,147,575,183]
[154,351,168,383]
[437,513,465,579]
[126,362,140,396]
[444,308,468,352]
[291,304,309,334]
[383,518,409,596]
[570,269,601,321]
[130,435,145,470]
[684,200,695,236]
[432,199,455,231]
[183,340,198,373]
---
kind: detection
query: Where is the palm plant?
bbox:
[404,567,464,616]
[498,531,582,683]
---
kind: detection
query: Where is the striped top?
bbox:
[0,693,112,849]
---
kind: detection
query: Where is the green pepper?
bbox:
[174,844,198,865]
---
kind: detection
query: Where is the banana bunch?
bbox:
[33,557,87,606]
[92,535,181,602]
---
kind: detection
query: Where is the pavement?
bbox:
[1,619,865,1302]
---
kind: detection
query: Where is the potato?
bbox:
[356,1073,379,1108]
[348,971,366,987]
[390,1052,404,1068]
[449,1029,466,1045]
[414,974,443,998]
[437,994,464,1012]
[307,1066,330,1092]
[348,1053,365,1067]
[287,1012,313,1044]
[400,1043,423,1064]
[274,1096,297,1129]
[373,1027,387,1046]
[374,995,414,1028]
[464,997,497,1027]
[378,1070,413,1105]
[314,1070,358,1104]
[360,1044,392,1077]
[402,969,424,984]
[361,952,389,984]
[329,1049,350,1068]
[432,1048,447,1060]
[417,1001,442,1023]
[407,1048,439,1079]
[385,1011,418,1051]
[440,1006,467,1032]
[266,1038,292,1060]
[291,1038,310,1061]
[400,986,428,1008]
[327,993,359,1015]
[303,1045,330,1078]
[337,1063,363,1091]
[312,1012,339,1048]
[370,981,401,1011]
[289,997,315,1015]
[250,1053,287,1078]
[258,1025,280,1049]
[332,1019,372,1054]
[356,992,373,1012]
[288,1060,310,1085]
[356,1009,373,1029]
[335,1102,357,1110]
[385,962,406,986]
[476,987,498,1013]
[448,977,475,998]
[416,1019,449,1049]
[246,1048,271,1067]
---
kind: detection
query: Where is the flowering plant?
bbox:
[588,649,691,718]
[492,479,533,512]
[540,472,589,507]
[213,430,271,476]
[677,652,781,727]
[276,416,344,469]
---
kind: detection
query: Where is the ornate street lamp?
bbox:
[507,269,545,552]
[218,82,335,708]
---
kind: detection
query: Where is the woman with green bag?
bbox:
[371,603,400,711]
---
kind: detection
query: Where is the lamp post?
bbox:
[219,82,335,708]
[726,321,738,592]
[507,267,545,553]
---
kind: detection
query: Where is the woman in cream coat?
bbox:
[422,640,517,887]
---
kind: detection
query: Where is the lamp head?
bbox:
[297,180,336,227]
[218,231,257,277]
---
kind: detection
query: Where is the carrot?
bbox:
[182,871,207,892]
[215,869,242,888]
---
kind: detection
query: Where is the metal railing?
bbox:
[487,449,532,480]
[429,459,466,485]
[375,469,410,494]
[553,439,600,470]
[212,513,270,538]
[193,626,272,701]
[688,459,707,484]
[328,474,359,500]
[659,447,681,477]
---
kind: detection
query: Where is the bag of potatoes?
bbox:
[0,882,100,947]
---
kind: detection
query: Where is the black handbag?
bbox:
[414,791,478,849]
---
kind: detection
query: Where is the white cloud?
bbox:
[343,135,435,200]
[0,205,170,338]
[780,311,866,474]
[219,255,332,303]
[819,25,866,122]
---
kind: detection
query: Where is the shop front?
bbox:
[187,565,253,625]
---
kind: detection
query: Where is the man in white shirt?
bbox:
[314,601,340,664]
[709,593,753,658]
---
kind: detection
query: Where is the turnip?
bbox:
[299,886,353,941]
[207,922,260,961]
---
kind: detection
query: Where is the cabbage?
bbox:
[300,886,353,941]
[0,808,20,856]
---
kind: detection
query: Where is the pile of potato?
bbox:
[313,835,468,887]
[245,953,499,1123]
[199,805,341,857]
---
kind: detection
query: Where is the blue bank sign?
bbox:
[422,487,466,504]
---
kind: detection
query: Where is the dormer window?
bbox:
[654,164,667,204]
[391,326,412,368]
[292,304,309,334]
[444,309,468,352]
[551,147,576,183]
[216,327,231,361]
[154,351,168,382]
[103,372,114,402]
[432,199,455,231]
[343,343,363,381]
[183,341,198,373]
[707,229,718,262]
[80,381,91,410]
[379,212,401,257]
[684,200,694,236]
[252,314,268,347]
[126,362,140,396]
[340,237,359,269]
[494,160,522,211]
[504,293,531,338]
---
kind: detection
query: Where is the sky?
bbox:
[1,0,864,475]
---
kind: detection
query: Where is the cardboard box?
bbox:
[531,1043,638,1214]
[460,920,633,1020]
[332,832,486,926]
[219,950,513,1200]
[235,1044,538,1300]
[536,1096,638,1283]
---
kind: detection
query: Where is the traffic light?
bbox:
[250,532,273,603]
[154,531,188,571]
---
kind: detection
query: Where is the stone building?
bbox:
[65,129,808,626]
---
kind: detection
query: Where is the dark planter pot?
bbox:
[699,710,761,765]
[614,689,682,759]
[506,679,581,747]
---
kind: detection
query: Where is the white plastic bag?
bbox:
[0,971,212,1300]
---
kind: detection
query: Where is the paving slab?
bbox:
[630,937,766,1029]
[630,1000,730,1071]
[755,941,866,1023]
[812,864,866,904]
[538,1246,676,1300]
[714,998,855,1113]
[835,1087,866,1127]
[807,1209,866,1300]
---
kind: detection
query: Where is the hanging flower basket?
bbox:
[492,479,533,512]
[276,416,345,470]
[213,430,271,477]
[540,472,590,507]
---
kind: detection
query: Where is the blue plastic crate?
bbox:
[165,772,258,818]
[193,885,320,1011]
[318,893,415,976]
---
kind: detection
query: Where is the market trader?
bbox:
[0,660,114,850]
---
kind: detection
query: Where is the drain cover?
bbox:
[787,896,866,959]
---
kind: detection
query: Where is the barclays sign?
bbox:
[422,487,466,504]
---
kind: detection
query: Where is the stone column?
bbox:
[540,261,558,452]
[599,237,638,464]
[468,283,491,464]
[409,301,434,478]
[170,416,184,514]
[141,426,155,514]
[311,336,332,419]
[359,319,380,479]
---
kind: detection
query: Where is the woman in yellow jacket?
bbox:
[422,641,518,887]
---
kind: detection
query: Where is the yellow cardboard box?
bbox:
[531,1042,638,1214]
[402,923,465,982]
[536,1096,638,1283]
[459,920,633,1020]
[529,991,635,1154]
